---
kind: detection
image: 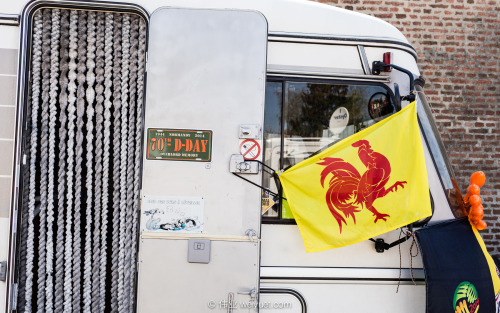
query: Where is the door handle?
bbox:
[245,229,257,242]
[227,292,234,313]
[238,288,257,299]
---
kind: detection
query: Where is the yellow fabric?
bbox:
[278,102,432,252]
[470,221,500,295]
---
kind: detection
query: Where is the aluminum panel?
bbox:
[137,8,267,313]
[142,8,267,236]
[137,238,260,312]
[260,282,425,313]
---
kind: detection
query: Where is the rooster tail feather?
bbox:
[326,186,347,233]
[325,178,361,232]
[328,180,360,216]
[319,158,361,188]
[341,205,360,224]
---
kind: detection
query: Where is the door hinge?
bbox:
[0,261,6,281]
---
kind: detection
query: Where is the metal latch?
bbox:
[229,154,259,174]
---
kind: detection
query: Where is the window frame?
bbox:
[415,86,465,218]
[262,77,398,224]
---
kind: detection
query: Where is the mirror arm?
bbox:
[372,61,416,103]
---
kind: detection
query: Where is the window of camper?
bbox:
[262,80,396,221]
[415,86,464,218]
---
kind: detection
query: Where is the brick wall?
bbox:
[314,0,500,256]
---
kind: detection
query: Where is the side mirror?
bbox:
[394,83,401,111]
[368,92,393,118]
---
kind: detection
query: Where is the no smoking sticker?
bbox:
[240,139,261,160]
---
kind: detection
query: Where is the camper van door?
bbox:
[136,8,267,312]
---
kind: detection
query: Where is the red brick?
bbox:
[310,0,500,255]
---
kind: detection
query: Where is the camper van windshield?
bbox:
[415,86,464,218]
[262,80,395,220]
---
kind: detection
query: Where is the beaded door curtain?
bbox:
[17,8,146,313]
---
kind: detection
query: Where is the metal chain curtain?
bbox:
[17,8,146,313]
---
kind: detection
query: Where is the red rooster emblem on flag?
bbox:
[318,139,407,233]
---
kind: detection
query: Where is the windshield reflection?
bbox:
[416,86,465,218]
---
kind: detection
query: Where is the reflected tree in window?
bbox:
[285,83,366,139]
[262,80,395,220]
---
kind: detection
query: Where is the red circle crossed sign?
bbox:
[240,139,261,160]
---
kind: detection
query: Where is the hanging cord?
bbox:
[82,11,96,313]
[232,173,283,200]
[54,9,70,313]
[110,13,123,313]
[396,226,419,293]
[256,159,276,177]
[24,10,43,313]
[99,12,114,312]
[124,15,139,310]
[63,10,79,313]
[408,229,419,284]
[72,11,88,312]
[397,228,404,293]
[91,12,105,313]
[231,160,286,200]
[45,9,61,313]
[130,17,146,303]
[117,13,130,312]
[38,9,52,312]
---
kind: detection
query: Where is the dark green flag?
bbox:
[416,218,500,313]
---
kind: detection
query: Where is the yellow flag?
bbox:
[471,221,500,297]
[278,102,432,252]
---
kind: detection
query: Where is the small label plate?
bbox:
[188,239,211,264]
[146,128,212,161]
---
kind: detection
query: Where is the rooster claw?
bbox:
[389,181,407,193]
[373,213,390,223]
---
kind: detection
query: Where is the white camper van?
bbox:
[0,0,465,312]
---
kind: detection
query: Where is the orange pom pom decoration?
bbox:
[469,195,481,206]
[475,220,487,230]
[469,205,484,222]
[469,214,484,223]
[466,184,480,196]
[470,171,485,187]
